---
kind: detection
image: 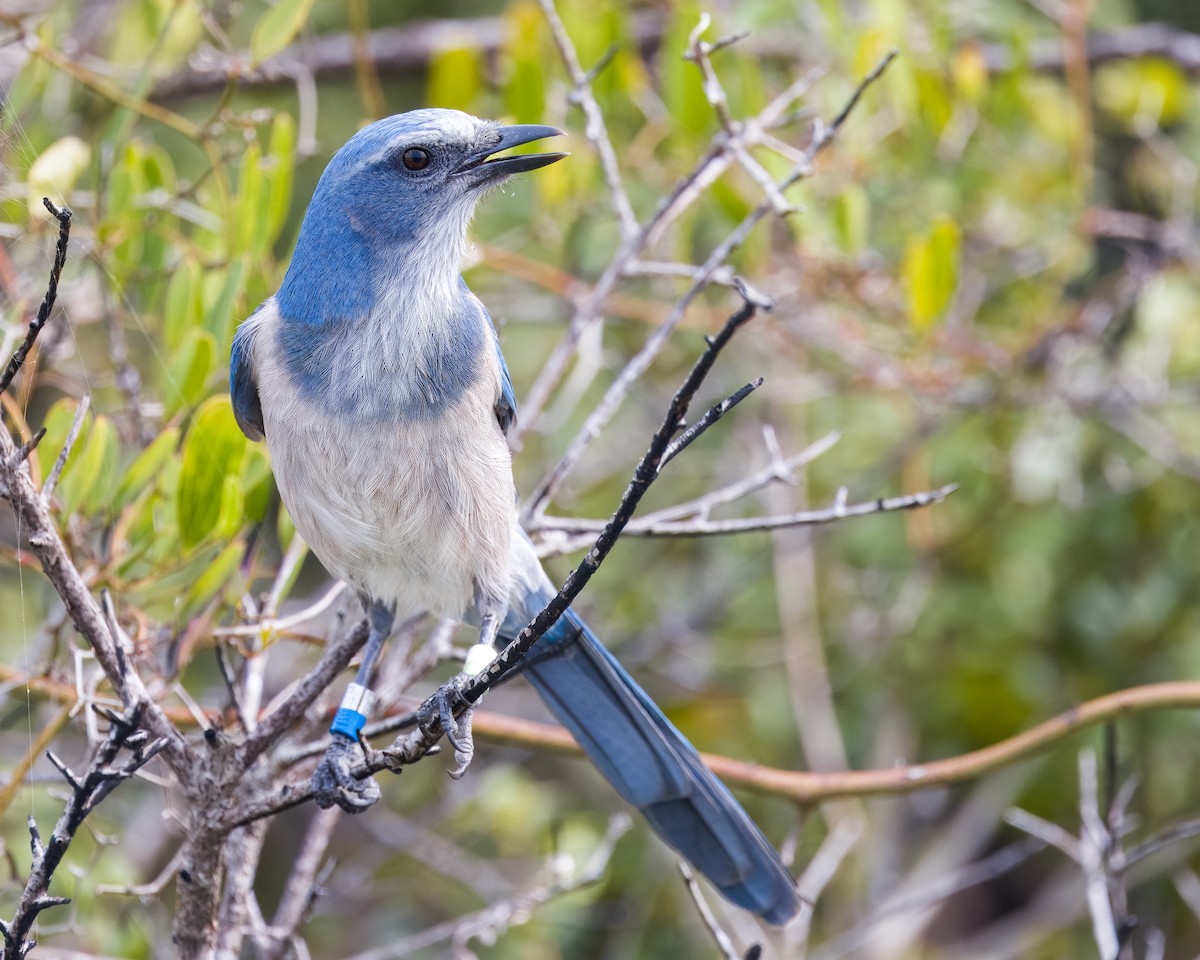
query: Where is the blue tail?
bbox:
[500,586,800,925]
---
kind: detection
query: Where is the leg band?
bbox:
[330,683,377,739]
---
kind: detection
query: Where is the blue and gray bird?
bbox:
[229,109,800,925]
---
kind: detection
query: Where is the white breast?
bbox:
[248,302,517,619]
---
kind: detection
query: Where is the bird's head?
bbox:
[308,108,564,246]
[279,109,565,323]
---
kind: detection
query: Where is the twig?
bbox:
[462,297,760,699]
[40,395,90,506]
[1125,817,1200,867]
[1004,807,1083,861]
[3,429,46,476]
[0,200,71,396]
[537,0,637,239]
[532,483,958,553]
[0,704,165,960]
[261,807,340,960]
[789,817,862,950]
[215,582,346,640]
[679,862,744,960]
[1078,750,1120,960]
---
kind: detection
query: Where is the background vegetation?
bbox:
[2,0,1200,956]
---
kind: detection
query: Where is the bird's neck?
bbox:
[273,223,484,424]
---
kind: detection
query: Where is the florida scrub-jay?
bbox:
[229,109,799,924]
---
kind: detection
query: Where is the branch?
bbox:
[537,0,637,239]
[532,483,958,553]
[0,199,70,396]
[463,680,1200,805]
[0,704,165,960]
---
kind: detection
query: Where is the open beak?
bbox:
[457,124,568,184]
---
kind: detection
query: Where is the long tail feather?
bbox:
[500,576,799,925]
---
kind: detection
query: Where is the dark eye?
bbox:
[402,147,431,171]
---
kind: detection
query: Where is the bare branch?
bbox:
[537,0,637,239]
[533,483,958,553]
[0,200,71,396]
[40,394,89,505]
[679,862,746,960]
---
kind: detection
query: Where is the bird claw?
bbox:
[419,675,476,779]
[311,733,380,813]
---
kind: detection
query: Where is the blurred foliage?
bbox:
[2,0,1200,956]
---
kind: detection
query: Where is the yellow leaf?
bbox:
[27,136,90,220]
[904,215,960,331]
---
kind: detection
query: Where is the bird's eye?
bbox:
[402,147,431,171]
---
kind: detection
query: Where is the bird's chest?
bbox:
[254,313,516,616]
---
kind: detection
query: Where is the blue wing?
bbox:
[493,336,517,435]
[464,284,516,434]
[230,312,265,441]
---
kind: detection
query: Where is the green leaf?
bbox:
[164,258,203,351]
[265,113,297,244]
[164,327,216,417]
[35,399,81,482]
[204,259,247,352]
[115,427,180,508]
[1095,57,1190,131]
[26,136,91,220]
[235,140,266,256]
[250,0,315,66]
[904,215,961,331]
[56,415,117,517]
[182,540,244,616]
[241,446,273,523]
[177,397,248,548]
[833,185,870,254]
[660,3,714,140]
[214,473,246,542]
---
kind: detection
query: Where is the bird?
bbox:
[229,108,800,925]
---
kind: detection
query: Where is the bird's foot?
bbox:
[418,674,476,780]
[311,733,381,813]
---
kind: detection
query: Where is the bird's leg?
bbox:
[419,588,505,780]
[312,598,395,813]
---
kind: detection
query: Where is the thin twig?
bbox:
[41,395,90,506]
[1004,807,1083,861]
[533,483,958,553]
[537,0,637,239]
[1079,750,1120,960]
[0,199,71,395]
[1125,817,1200,867]
[679,862,744,960]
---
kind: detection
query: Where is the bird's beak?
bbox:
[457,124,568,184]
